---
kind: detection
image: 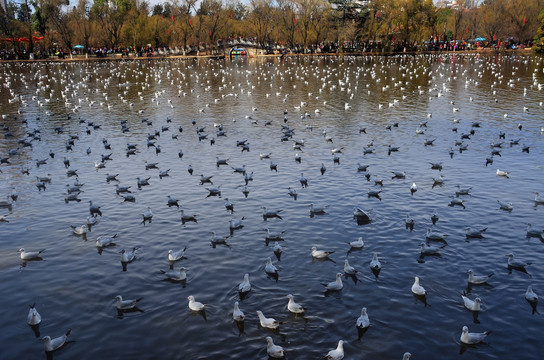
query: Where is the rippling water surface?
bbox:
[1,54,543,360]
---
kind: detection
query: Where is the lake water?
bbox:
[0,54,543,360]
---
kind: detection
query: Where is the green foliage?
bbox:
[534,9,544,52]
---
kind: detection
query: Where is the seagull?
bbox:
[86,216,97,226]
[461,294,482,311]
[160,267,187,281]
[419,243,444,256]
[402,353,412,360]
[324,273,343,291]
[120,247,138,263]
[142,207,153,223]
[467,270,494,284]
[288,187,298,199]
[224,198,234,212]
[410,182,417,194]
[96,234,117,248]
[460,325,490,344]
[310,203,328,215]
[229,217,245,230]
[114,295,143,310]
[286,294,305,314]
[311,246,334,259]
[299,173,308,187]
[167,196,179,207]
[526,223,544,240]
[466,227,488,239]
[265,228,285,241]
[325,340,344,360]
[506,253,530,269]
[232,301,245,321]
[187,295,206,311]
[262,207,282,219]
[41,329,71,352]
[344,259,357,274]
[265,336,284,358]
[370,252,381,270]
[238,273,251,293]
[534,192,544,206]
[525,285,538,303]
[70,224,87,235]
[426,228,447,242]
[18,248,45,260]
[273,242,283,257]
[180,210,198,224]
[497,200,513,211]
[496,169,509,178]
[89,200,102,216]
[356,307,369,329]
[27,303,42,325]
[256,310,280,329]
[348,237,364,249]
[168,247,187,262]
[411,276,426,296]
[265,257,278,275]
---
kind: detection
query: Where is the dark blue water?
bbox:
[0,54,543,360]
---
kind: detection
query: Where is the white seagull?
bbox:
[325,340,344,360]
[370,252,382,270]
[286,294,305,314]
[356,307,370,328]
[168,247,187,262]
[461,294,482,311]
[324,273,343,291]
[114,295,143,310]
[160,267,187,281]
[238,273,251,293]
[18,248,45,260]
[256,310,280,329]
[525,286,538,303]
[467,270,494,284]
[232,301,245,321]
[411,276,426,296]
[41,329,71,352]
[344,259,357,274]
[311,246,334,259]
[187,295,206,311]
[27,303,42,325]
[265,257,278,275]
[96,234,118,248]
[348,237,364,249]
[460,325,490,344]
[266,336,284,358]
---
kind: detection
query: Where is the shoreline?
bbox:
[0,48,534,63]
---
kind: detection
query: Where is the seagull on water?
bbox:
[41,329,71,352]
[120,247,138,263]
[344,259,357,274]
[460,325,490,344]
[370,252,381,270]
[411,276,426,296]
[348,237,364,249]
[467,270,494,284]
[286,294,305,314]
[70,224,87,235]
[506,253,530,269]
[18,248,45,260]
[356,307,369,329]
[27,303,42,325]
[256,310,280,329]
[160,267,187,281]
[311,246,334,259]
[266,336,284,358]
[325,340,344,360]
[466,227,488,239]
[265,228,285,241]
[96,234,118,248]
[496,169,509,178]
[238,273,251,293]
[229,217,245,230]
[461,294,482,312]
[142,207,153,223]
[168,247,187,262]
[402,353,412,360]
[323,273,343,291]
[265,257,278,275]
[525,285,538,303]
[187,295,206,311]
[114,295,143,310]
[232,301,245,321]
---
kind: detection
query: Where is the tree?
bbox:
[534,8,544,52]
[91,0,132,48]
[248,0,275,48]
[72,0,93,50]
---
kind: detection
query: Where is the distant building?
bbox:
[437,0,479,9]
